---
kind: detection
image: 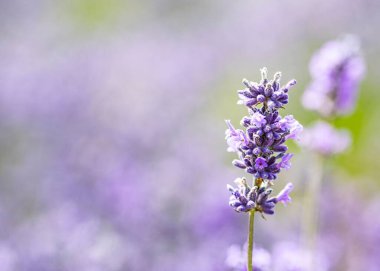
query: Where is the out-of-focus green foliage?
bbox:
[65,0,123,28]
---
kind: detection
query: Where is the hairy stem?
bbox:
[247,210,255,271]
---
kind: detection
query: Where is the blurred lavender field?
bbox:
[1,0,380,270]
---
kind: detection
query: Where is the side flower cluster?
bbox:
[225,68,301,215]
[227,178,293,214]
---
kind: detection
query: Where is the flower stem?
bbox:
[302,152,323,270]
[247,210,255,271]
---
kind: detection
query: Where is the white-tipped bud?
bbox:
[234,177,247,187]
[260,67,268,80]
[287,79,296,87]
[227,184,235,192]
[242,78,252,88]
[274,72,282,82]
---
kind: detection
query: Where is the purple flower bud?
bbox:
[257,95,266,103]
[236,206,247,212]
[272,145,287,152]
[266,132,273,140]
[273,132,281,140]
[253,147,261,155]
[256,129,264,137]
[238,89,255,98]
[264,85,274,97]
[283,79,297,93]
[233,159,247,169]
[245,98,257,107]
[246,167,255,174]
[261,147,271,155]
[242,78,252,88]
[243,157,252,167]
[241,116,251,127]
[263,125,271,133]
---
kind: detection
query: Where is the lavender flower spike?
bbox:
[225,68,301,216]
[226,68,301,180]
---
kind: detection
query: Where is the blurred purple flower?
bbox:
[302,35,366,116]
[226,244,271,271]
[9,204,127,271]
[0,28,239,271]
[272,242,329,271]
[299,121,351,156]
[226,242,329,271]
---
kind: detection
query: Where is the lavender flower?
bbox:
[225,68,302,271]
[225,68,301,217]
[299,121,351,156]
[302,35,366,116]
[226,69,301,181]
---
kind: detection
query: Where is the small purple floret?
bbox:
[251,112,267,127]
[225,120,246,152]
[278,153,293,170]
[274,183,293,206]
[254,157,268,171]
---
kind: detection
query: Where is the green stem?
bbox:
[247,210,255,271]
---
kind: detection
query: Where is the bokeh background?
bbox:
[0,0,380,270]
